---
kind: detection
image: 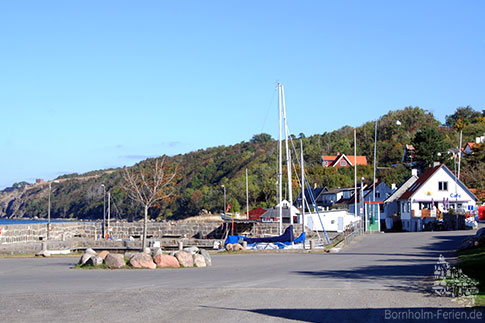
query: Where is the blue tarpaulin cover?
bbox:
[224,225,305,249]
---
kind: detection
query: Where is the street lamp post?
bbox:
[361,177,365,232]
[47,180,60,240]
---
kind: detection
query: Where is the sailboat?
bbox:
[275,83,331,245]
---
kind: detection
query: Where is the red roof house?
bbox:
[321,153,367,167]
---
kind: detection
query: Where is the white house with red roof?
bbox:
[399,164,478,232]
[321,153,367,167]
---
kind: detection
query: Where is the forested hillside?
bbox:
[1,106,484,220]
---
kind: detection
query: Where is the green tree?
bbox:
[250,133,272,144]
[411,127,447,169]
[445,106,481,129]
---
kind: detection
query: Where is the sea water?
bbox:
[0,219,77,225]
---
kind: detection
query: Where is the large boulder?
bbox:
[104,253,126,269]
[35,250,51,257]
[86,255,103,266]
[129,252,156,269]
[193,254,206,267]
[125,251,138,260]
[151,248,163,257]
[175,251,194,267]
[199,249,212,267]
[79,253,94,265]
[184,246,199,255]
[153,254,180,268]
[98,250,110,260]
[85,248,97,255]
[233,243,244,251]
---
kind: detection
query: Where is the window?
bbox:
[376,192,380,198]
[438,181,448,191]
[340,160,347,166]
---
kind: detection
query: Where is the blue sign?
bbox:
[450,193,461,198]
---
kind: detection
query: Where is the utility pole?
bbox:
[221,185,226,215]
[107,191,111,239]
[101,184,106,239]
[373,119,378,229]
[458,130,463,180]
[246,168,249,219]
[354,128,357,216]
[47,182,52,240]
[47,180,59,240]
[361,177,365,232]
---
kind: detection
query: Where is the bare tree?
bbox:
[121,157,176,250]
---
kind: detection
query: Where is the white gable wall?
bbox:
[400,166,477,231]
[412,167,476,214]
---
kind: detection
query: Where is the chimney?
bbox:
[433,161,440,167]
[391,183,396,190]
[476,137,480,144]
[411,169,418,177]
[314,183,317,189]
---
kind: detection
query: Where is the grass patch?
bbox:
[456,246,485,306]
[0,252,83,259]
[74,263,111,270]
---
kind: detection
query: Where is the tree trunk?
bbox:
[142,205,148,250]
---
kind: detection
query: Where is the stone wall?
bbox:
[0,220,325,247]
[0,221,225,245]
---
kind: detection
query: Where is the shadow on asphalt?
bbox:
[200,306,484,323]
[292,232,472,295]
[292,263,434,281]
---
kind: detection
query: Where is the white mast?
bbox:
[278,83,283,235]
[281,84,293,225]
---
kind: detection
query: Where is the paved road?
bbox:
[0,230,482,322]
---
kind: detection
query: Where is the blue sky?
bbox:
[1,0,484,188]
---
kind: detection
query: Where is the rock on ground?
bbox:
[199,249,212,266]
[104,253,125,269]
[175,251,194,267]
[129,252,156,269]
[35,250,51,257]
[79,253,94,265]
[151,248,163,257]
[98,251,109,260]
[153,254,180,268]
[86,256,103,266]
[85,248,97,255]
[193,254,206,267]
[233,243,244,251]
[124,252,138,260]
[183,246,199,255]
